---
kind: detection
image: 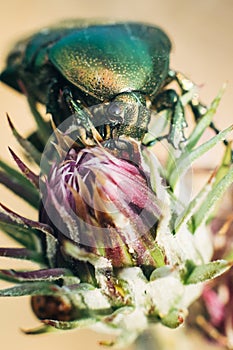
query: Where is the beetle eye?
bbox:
[107,103,122,119]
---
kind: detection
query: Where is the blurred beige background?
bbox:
[0,0,232,349]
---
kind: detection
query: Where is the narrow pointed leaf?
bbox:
[169,124,233,188]
[0,248,44,264]
[190,166,233,232]
[213,142,232,185]
[0,281,57,296]
[28,96,51,144]
[0,281,91,298]
[0,203,54,237]
[174,169,217,233]
[7,113,41,165]
[0,170,38,208]
[0,159,40,208]
[185,260,232,285]
[43,317,97,330]
[0,222,39,251]
[8,147,39,188]
[186,87,225,151]
[0,203,55,250]
[64,240,112,271]
[0,268,72,283]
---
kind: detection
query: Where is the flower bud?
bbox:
[40,138,163,268]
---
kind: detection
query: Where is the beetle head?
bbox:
[107,92,150,140]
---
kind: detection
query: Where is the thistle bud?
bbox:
[40,137,162,268]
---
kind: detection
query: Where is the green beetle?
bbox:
[0,19,205,147]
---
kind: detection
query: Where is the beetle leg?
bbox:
[62,87,103,145]
[148,89,187,149]
[176,71,229,144]
[169,70,208,119]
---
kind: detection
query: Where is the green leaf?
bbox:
[190,165,233,232]
[150,266,172,280]
[0,268,73,283]
[174,169,217,233]
[169,124,233,189]
[185,260,232,285]
[64,240,112,270]
[0,203,55,251]
[7,114,41,165]
[0,247,44,264]
[0,281,56,296]
[150,243,165,267]
[0,158,40,208]
[213,142,232,186]
[27,96,52,145]
[186,86,225,151]
[43,317,97,330]
[8,147,39,188]
[0,225,39,251]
